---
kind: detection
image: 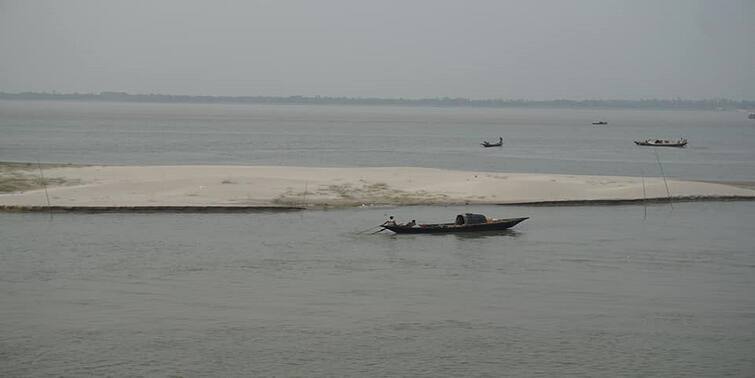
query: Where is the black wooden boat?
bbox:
[481,137,503,147]
[381,213,528,234]
[634,138,687,147]
[592,121,607,125]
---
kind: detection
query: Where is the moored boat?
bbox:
[481,137,503,147]
[634,138,687,147]
[381,213,528,234]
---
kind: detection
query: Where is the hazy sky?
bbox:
[1,0,753,99]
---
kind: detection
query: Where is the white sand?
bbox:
[1,165,754,208]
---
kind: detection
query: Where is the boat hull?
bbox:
[634,141,687,147]
[383,217,528,234]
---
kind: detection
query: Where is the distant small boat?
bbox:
[381,213,528,234]
[592,121,608,125]
[748,113,755,119]
[634,138,688,147]
[481,137,503,147]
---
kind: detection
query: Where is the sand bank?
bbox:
[1,164,754,210]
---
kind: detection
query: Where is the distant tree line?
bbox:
[1,91,753,110]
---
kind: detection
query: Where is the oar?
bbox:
[357,225,382,234]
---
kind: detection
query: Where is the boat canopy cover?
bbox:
[455,213,488,225]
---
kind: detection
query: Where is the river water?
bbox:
[2,100,755,181]
[1,101,754,376]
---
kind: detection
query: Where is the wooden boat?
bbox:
[592,121,608,125]
[381,213,528,234]
[481,137,503,147]
[634,138,687,147]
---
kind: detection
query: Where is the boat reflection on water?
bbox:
[451,229,522,240]
[383,228,522,240]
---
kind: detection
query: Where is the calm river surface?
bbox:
[2,100,755,181]
[1,101,754,376]
[2,204,754,376]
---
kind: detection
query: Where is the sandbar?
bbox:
[1,164,754,211]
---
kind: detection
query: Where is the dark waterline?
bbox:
[1,203,754,376]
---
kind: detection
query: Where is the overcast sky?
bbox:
[1,0,753,99]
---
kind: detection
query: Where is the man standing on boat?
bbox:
[382,216,397,226]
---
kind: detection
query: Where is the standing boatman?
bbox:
[382,216,397,226]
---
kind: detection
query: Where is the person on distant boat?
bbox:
[482,137,502,146]
[405,219,417,227]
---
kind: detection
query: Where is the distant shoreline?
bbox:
[2,92,753,111]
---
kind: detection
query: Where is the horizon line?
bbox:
[2,90,754,103]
